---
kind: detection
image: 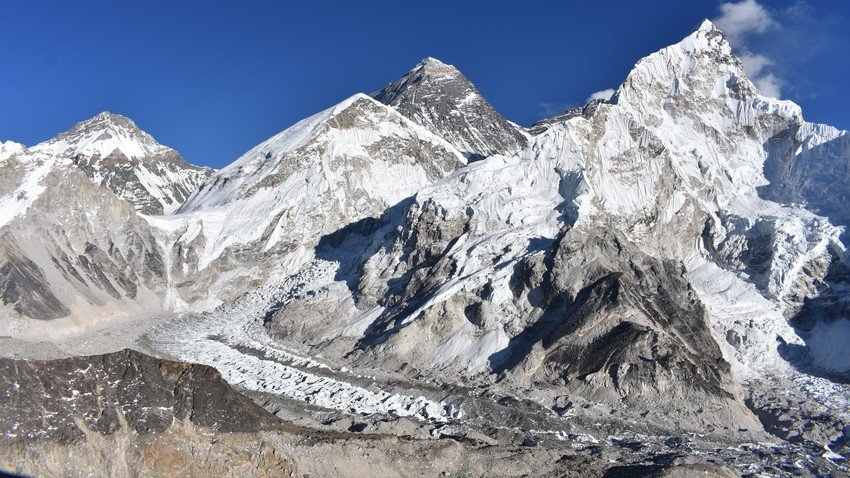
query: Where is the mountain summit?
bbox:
[33,111,170,160]
[32,112,212,215]
[373,57,529,161]
[2,19,850,476]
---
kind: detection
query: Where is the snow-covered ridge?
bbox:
[0,154,63,228]
[151,93,466,308]
[181,93,465,213]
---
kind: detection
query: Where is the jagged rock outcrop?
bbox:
[374,57,529,161]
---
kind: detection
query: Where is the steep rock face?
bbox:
[0,149,166,327]
[496,228,752,430]
[157,94,467,308]
[32,112,213,215]
[373,57,529,161]
[0,235,70,320]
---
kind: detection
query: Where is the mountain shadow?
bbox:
[315,197,414,299]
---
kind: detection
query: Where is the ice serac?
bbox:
[32,112,213,215]
[161,94,467,307]
[373,57,529,161]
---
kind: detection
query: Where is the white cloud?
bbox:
[714,0,783,98]
[739,52,773,77]
[714,0,776,44]
[754,73,783,98]
[738,52,783,97]
[586,89,615,103]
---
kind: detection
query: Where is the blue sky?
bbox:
[1,0,847,168]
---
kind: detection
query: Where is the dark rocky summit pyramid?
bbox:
[374,57,529,161]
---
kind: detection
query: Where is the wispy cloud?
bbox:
[738,51,773,77]
[586,89,616,103]
[752,72,783,98]
[537,101,571,118]
[714,0,776,44]
[714,0,783,97]
[738,51,782,97]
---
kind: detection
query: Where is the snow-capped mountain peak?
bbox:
[417,56,448,66]
[181,93,465,213]
[29,112,212,215]
[410,56,461,77]
[613,17,801,127]
[213,93,376,180]
[681,19,734,58]
[160,92,467,304]
[33,111,172,160]
[696,18,720,34]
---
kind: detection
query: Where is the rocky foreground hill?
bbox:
[0,349,753,477]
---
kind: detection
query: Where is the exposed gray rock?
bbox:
[0,348,281,442]
[373,57,528,161]
[0,158,166,324]
[0,234,69,320]
[495,228,753,431]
